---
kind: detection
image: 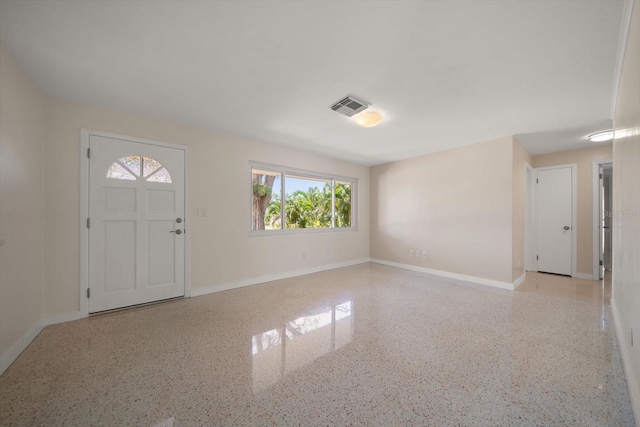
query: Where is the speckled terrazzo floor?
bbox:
[0,264,635,426]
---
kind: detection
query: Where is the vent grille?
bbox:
[330,94,371,117]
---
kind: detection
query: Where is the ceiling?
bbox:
[0,1,626,166]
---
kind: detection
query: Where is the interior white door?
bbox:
[537,167,572,275]
[89,135,185,312]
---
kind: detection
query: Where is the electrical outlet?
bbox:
[421,250,427,258]
[415,248,420,257]
[410,250,415,257]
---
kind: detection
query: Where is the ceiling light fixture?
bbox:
[588,130,614,142]
[354,111,383,128]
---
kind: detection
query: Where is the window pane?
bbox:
[107,162,136,180]
[284,175,332,229]
[142,156,162,177]
[106,155,173,183]
[334,181,352,228]
[252,169,281,231]
[146,167,172,183]
[120,156,141,177]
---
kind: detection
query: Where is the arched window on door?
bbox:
[106,155,172,183]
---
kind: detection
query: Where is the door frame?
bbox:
[80,129,191,316]
[529,163,577,277]
[524,163,536,272]
[592,159,613,280]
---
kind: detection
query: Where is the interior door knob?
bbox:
[170,229,182,235]
[563,226,570,230]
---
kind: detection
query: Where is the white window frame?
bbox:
[249,162,358,236]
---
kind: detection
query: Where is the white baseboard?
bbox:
[191,258,371,297]
[573,272,595,280]
[513,273,526,289]
[44,310,85,326]
[0,321,44,376]
[370,259,516,290]
[0,310,87,376]
[611,299,640,425]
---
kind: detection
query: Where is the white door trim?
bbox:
[531,163,577,277]
[592,159,613,280]
[80,129,191,317]
[524,163,536,271]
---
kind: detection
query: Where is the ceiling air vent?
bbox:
[330,94,371,117]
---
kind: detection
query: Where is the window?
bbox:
[251,164,356,234]
[106,156,172,183]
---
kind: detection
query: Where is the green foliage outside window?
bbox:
[264,183,351,229]
[252,167,353,231]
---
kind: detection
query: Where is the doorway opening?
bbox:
[592,160,613,280]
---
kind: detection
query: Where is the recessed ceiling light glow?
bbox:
[354,111,383,128]
[588,130,614,142]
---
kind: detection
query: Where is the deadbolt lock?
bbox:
[176,218,183,223]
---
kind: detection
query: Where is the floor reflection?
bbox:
[252,301,353,393]
[2,265,633,425]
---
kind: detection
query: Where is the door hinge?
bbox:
[536,178,539,184]
[600,260,603,266]
[87,218,90,228]
[536,255,539,260]
[599,173,603,179]
[87,148,91,158]
[87,288,90,298]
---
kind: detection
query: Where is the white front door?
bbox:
[537,167,572,276]
[89,135,186,312]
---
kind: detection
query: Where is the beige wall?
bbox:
[0,40,369,363]
[371,136,514,284]
[612,2,640,420]
[532,144,612,276]
[43,96,370,316]
[512,139,532,282]
[0,45,45,357]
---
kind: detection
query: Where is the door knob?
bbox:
[176,218,183,223]
[170,229,182,235]
[563,226,570,230]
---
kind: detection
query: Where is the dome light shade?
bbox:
[354,111,383,128]
[588,130,614,142]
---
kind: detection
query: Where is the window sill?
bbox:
[249,227,358,237]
